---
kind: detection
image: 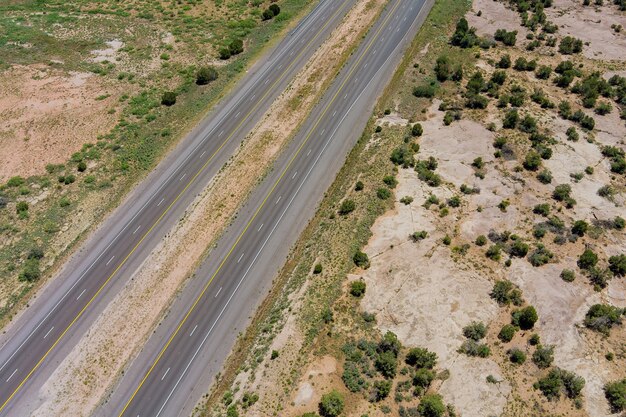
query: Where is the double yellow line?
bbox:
[0,0,352,413]
[118,0,405,414]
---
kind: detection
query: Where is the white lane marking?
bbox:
[278,64,283,70]
[179,173,186,182]
[133,226,141,235]
[161,368,170,381]
[237,253,245,263]
[157,198,165,207]
[321,128,325,135]
[258,223,264,232]
[235,111,241,118]
[251,94,256,101]
[189,325,198,337]
[215,287,222,298]
[200,151,206,158]
[373,50,377,54]
[6,369,18,383]
[344,93,348,99]
[276,196,281,204]
[332,110,337,117]
[219,130,224,137]
[265,79,269,85]
[292,171,298,179]
[106,256,115,266]
[307,149,311,156]
[76,289,86,301]
[43,327,54,339]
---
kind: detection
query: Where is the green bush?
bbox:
[560,269,575,282]
[377,187,391,200]
[608,254,626,276]
[16,201,29,214]
[463,321,487,341]
[411,231,428,241]
[375,350,397,378]
[485,245,501,261]
[535,65,552,79]
[559,36,583,54]
[535,368,585,400]
[434,55,452,82]
[475,235,487,246]
[533,203,550,216]
[354,181,364,191]
[6,176,25,187]
[319,391,344,417]
[383,175,398,188]
[405,347,437,369]
[339,199,356,215]
[528,244,554,267]
[413,84,436,98]
[510,240,529,257]
[161,91,177,106]
[497,54,512,69]
[18,258,41,282]
[372,380,392,401]
[571,220,588,236]
[353,250,369,268]
[508,348,527,364]
[604,378,626,413]
[412,123,423,137]
[450,18,479,48]
[511,306,538,330]
[417,394,446,417]
[342,361,365,392]
[413,368,435,389]
[494,29,517,46]
[196,66,218,85]
[532,345,555,369]
[490,280,523,306]
[577,249,598,269]
[584,304,623,335]
[313,263,323,274]
[536,169,552,184]
[503,109,519,129]
[458,340,490,357]
[349,280,367,297]
[498,324,517,342]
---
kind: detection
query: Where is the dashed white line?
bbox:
[157,198,165,207]
[106,256,115,266]
[76,289,86,301]
[133,225,141,235]
[344,93,348,99]
[235,111,241,118]
[6,369,18,383]
[237,253,245,263]
[161,368,170,381]
[276,196,282,204]
[43,327,54,339]
[264,79,269,85]
[258,223,264,232]
[332,110,337,117]
[219,130,224,138]
[179,173,186,182]
[190,325,198,337]
[292,171,298,179]
[215,287,222,298]
[200,151,206,158]
[307,149,312,156]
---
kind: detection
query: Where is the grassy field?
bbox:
[0,0,314,324]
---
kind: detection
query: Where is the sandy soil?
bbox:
[0,65,119,182]
[30,1,389,415]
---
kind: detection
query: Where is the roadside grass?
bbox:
[202,0,472,413]
[0,0,315,325]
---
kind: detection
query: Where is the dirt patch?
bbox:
[31,1,389,415]
[0,65,119,182]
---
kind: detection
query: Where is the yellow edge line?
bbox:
[0,0,352,412]
[117,0,403,415]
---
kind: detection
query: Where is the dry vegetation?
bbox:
[201,0,626,416]
[0,0,312,326]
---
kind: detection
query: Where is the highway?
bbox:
[96,0,432,415]
[0,0,359,414]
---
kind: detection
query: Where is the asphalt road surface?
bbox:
[0,0,359,414]
[96,0,433,415]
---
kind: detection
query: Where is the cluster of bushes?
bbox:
[558,36,583,55]
[494,29,517,46]
[602,146,626,174]
[415,157,441,187]
[219,38,244,60]
[390,143,420,168]
[18,248,44,282]
[450,18,480,48]
[434,55,463,82]
[584,303,624,335]
[261,4,280,21]
[458,321,490,357]
[604,378,626,413]
[534,368,585,403]
[571,72,613,109]
[490,280,524,306]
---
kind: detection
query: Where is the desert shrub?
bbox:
[411,231,428,241]
[418,394,446,417]
[604,379,626,413]
[372,380,392,401]
[533,345,555,368]
[494,29,517,45]
[614,216,625,230]
[561,269,575,282]
[411,123,424,137]
[413,84,436,98]
[474,235,487,246]
[390,146,415,167]
[18,258,41,282]
[510,240,529,257]
[498,324,518,342]
[609,254,626,276]
[434,55,452,82]
[383,175,398,188]
[459,340,490,357]
[571,220,588,236]
[339,199,356,215]
[535,368,585,400]
[196,66,218,85]
[533,203,550,216]
[161,91,177,106]
[536,169,552,183]
[529,333,541,345]
[503,109,519,128]
[595,101,612,115]
[513,57,537,71]
[405,348,437,369]
[485,245,501,261]
[16,201,29,215]
[313,263,322,274]
[400,196,414,205]
[512,306,538,330]
[535,65,552,79]
[519,114,538,133]
[354,181,364,191]
[377,187,391,200]
[375,351,397,379]
[413,368,435,389]
[463,321,487,341]
[508,348,527,364]
[528,244,554,266]
[451,18,479,48]
[566,126,579,141]
[598,185,616,199]
[584,304,624,335]
[319,391,344,417]
[350,281,366,297]
[577,249,598,269]
[491,70,507,86]
[353,250,370,268]
[552,184,572,202]
[559,36,583,54]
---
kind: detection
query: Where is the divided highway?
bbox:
[0,0,358,414]
[97,0,432,415]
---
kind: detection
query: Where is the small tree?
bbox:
[512,306,538,330]
[349,280,366,297]
[604,378,626,413]
[417,394,446,417]
[434,55,452,82]
[375,351,397,378]
[577,249,598,269]
[319,391,344,417]
[338,199,356,215]
[161,91,177,106]
[412,123,423,137]
[532,345,555,369]
[498,324,517,342]
[571,220,588,236]
[405,347,437,369]
[196,66,218,85]
[463,321,487,341]
[353,250,370,268]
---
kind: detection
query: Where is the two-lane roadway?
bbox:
[97,0,433,415]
